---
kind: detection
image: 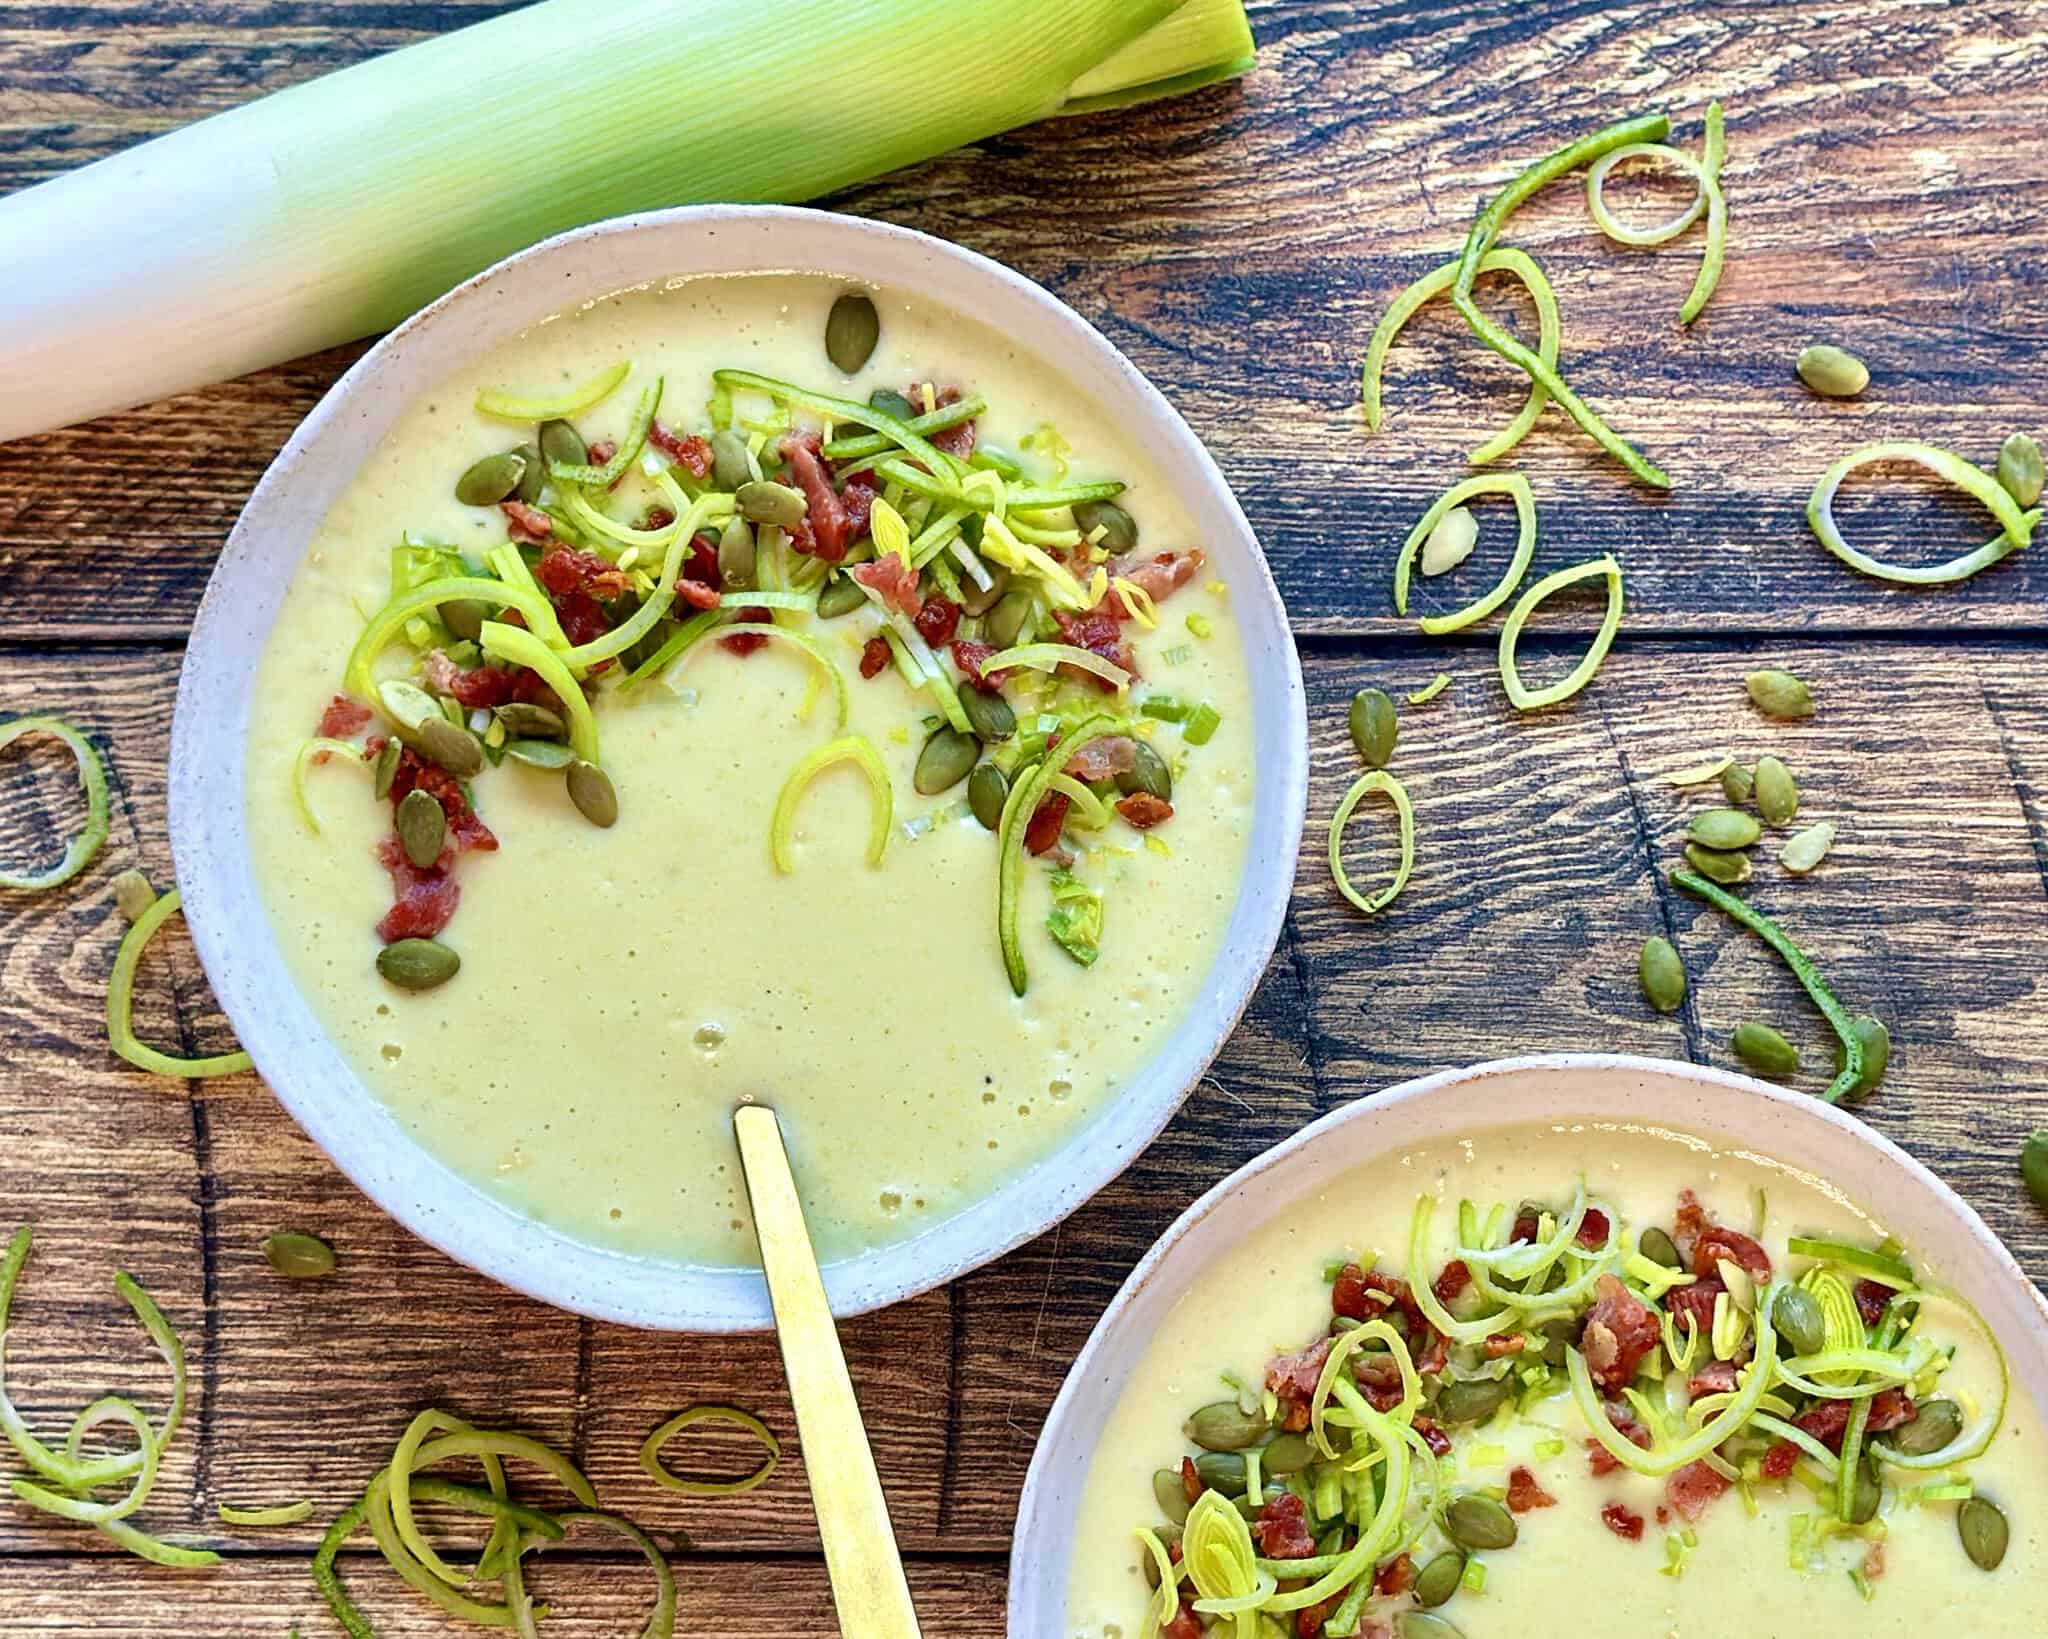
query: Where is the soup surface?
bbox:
[1065,1122,2046,1637]
[245,273,1254,1268]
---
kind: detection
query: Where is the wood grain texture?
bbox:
[3,0,2048,1627]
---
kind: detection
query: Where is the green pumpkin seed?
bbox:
[567,760,618,828]
[1721,761,1755,805]
[1732,1020,1800,1080]
[1259,1433,1314,1476]
[262,1230,336,1279]
[1845,1455,1882,1525]
[1117,740,1173,803]
[438,599,488,643]
[1151,1467,1192,1526]
[1638,936,1686,1014]
[1420,505,1480,577]
[1781,820,1836,875]
[959,686,1016,744]
[1795,343,1870,399]
[414,717,484,778]
[538,419,588,470]
[1690,809,1762,850]
[718,516,758,592]
[377,938,460,991]
[512,442,546,504]
[504,738,575,770]
[455,450,528,506]
[1441,1492,1517,1551]
[1995,433,2044,508]
[1432,1378,1509,1425]
[1411,1550,1466,1609]
[968,763,1009,831]
[1191,1450,1245,1494]
[869,387,916,422]
[1638,1226,1683,1269]
[1684,842,1753,885]
[706,428,750,492]
[959,564,1010,617]
[825,291,881,374]
[1398,1616,1465,1639]
[987,586,1037,649]
[494,702,566,741]
[1835,1012,1890,1097]
[1185,1401,1272,1452]
[1772,1285,1827,1357]
[1747,669,1815,720]
[913,727,979,796]
[1072,500,1137,554]
[1889,1397,1963,1457]
[377,678,442,734]
[1348,688,1398,768]
[397,787,446,870]
[372,737,403,800]
[2021,1130,2048,1210]
[816,575,867,619]
[1959,1496,2010,1570]
[736,480,808,529]
[1754,756,1799,826]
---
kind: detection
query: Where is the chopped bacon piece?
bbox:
[1759,1440,1801,1481]
[449,666,515,710]
[388,753,498,854]
[1688,1360,1739,1399]
[1581,1275,1661,1391]
[1354,1351,1407,1413]
[1265,1338,1331,1431]
[536,548,629,600]
[1666,1274,1724,1338]
[685,533,722,589]
[1433,1260,1472,1306]
[1854,1280,1891,1329]
[676,579,721,612]
[1506,1466,1556,1513]
[1065,736,1137,782]
[1411,1327,1450,1378]
[1666,1460,1732,1523]
[1413,1417,1453,1457]
[1331,1263,1380,1321]
[721,605,773,656]
[1484,1333,1526,1359]
[837,469,880,536]
[1105,547,1206,613]
[1794,1388,1916,1453]
[1374,1553,1414,1596]
[1511,1208,1542,1245]
[648,422,712,477]
[950,640,1010,693]
[1600,1502,1646,1542]
[500,499,554,543]
[1587,1405,1653,1476]
[585,438,617,466]
[1294,1597,1337,1639]
[1693,1226,1773,1285]
[782,434,850,561]
[642,506,676,532]
[1162,1601,1202,1639]
[1672,1189,1710,1264]
[1116,792,1173,830]
[1051,606,1134,687]
[929,388,978,460]
[851,556,923,619]
[1179,1456,1203,1504]
[554,590,611,648]
[1578,1207,1613,1248]
[1024,792,1070,856]
[859,638,891,680]
[1254,1492,1317,1559]
[316,694,373,739]
[373,837,460,943]
[913,596,960,648]
[1862,1541,1887,1584]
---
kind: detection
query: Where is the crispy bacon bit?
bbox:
[837,469,880,536]
[1105,547,1207,613]
[387,751,498,855]
[316,694,373,739]
[585,438,617,466]
[451,666,515,710]
[851,556,922,619]
[1411,1327,1450,1378]
[1794,1388,1916,1453]
[782,435,850,561]
[1854,1280,1891,1329]
[720,605,773,656]
[1484,1333,1527,1359]
[1179,1456,1203,1504]
[1688,1360,1739,1399]
[950,640,1009,694]
[859,637,891,680]
[1254,1492,1317,1559]
[1672,1189,1710,1264]
[1374,1553,1414,1596]
[1116,792,1174,830]
[1665,1275,1724,1339]
[374,846,459,942]
[1410,1416,1452,1457]
[1265,1337,1332,1431]
[648,422,712,477]
[1506,1466,1556,1513]
[913,596,960,648]
[1760,1440,1800,1481]
[642,505,676,532]
[501,499,554,543]
[1862,1541,1887,1584]
[1051,606,1134,687]
[536,548,628,600]
[676,579,721,612]
[1065,736,1138,782]
[1294,1598,1337,1639]
[1511,1208,1542,1245]
[1693,1226,1773,1284]
[1581,1275,1661,1391]
[1162,1601,1202,1639]
[1433,1260,1472,1306]
[1666,1460,1733,1523]
[685,533,721,590]
[1587,1405,1653,1477]
[1600,1502,1646,1542]
[1578,1207,1613,1248]
[1024,792,1070,856]
[920,386,978,460]
[1354,1351,1407,1412]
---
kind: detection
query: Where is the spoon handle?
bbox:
[734,1105,922,1639]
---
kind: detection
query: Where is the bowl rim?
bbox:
[1008,1050,2048,1630]
[168,202,1308,1333]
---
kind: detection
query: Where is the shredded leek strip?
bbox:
[770,736,892,874]
[1137,1527,1184,1633]
[313,1495,379,1639]
[1261,1394,1410,1611]
[1867,1288,2007,1470]
[1807,441,2038,584]
[483,545,571,652]
[1584,142,1707,246]
[291,737,365,835]
[639,1404,780,1497]
[949,534,996,591]
[1009,519,1085,550]
[822,393,987,462]
[93,1516,220,1567]
[713,369,959,488]
[875,455,966,505]
[1741,1409,1842,1478]
[1006,480,1128,509]
[668,623,847,732]
[1046,773,1113,829]
[479,622,599,764]
[978,513,1090,607]
[342,576,559,700]
[1309,1320,1417,1458]
[549,376,663,486]
[559,493,731,668]
[406,1429,597,1508]
[1787,1238,1914,1286]
[365,1473,522,1628]
[718,590,814,612]
[475,361,630,423]
[889,612,975,735]
[1361,247,1562,466]
[997,714,1124,996]
[10,1395,156,1523]
[1774,1353,1925,1399]
[1497,554,1625,710]
[879,625,927,692]
[390,1408,491,1588]
[909,505,972,569]
[625,608,723,688]
[217,1498,314,1526]
[1405,1197,1523,1343]
[1391,473,1537,632]
[1452,113,1675,488]
[1407,672,1453,706]
[0,716,111,891]
[1180,1491,1271,1637]
[1327,769,1415,916]
[537,1512,679,1639]
[1679,103,1729,326]
[106,890,255,1078]
[559,469,692,552]
[980,642,1132,692]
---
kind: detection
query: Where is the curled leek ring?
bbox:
[474,359,629,423]
[1497,554,1625,711]
[1808,440,2039,585]
[770,735,891,875]
[1585,142,1708,246]
[639,1404,781,1497]
[0,716,110,893]
[107,890,254,1079]
[1392,473,1537,633]
[1327,769,1415,916]
[1680,102,1729,326]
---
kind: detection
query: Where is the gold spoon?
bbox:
[734,1104,923,1638]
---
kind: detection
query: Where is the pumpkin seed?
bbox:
[455,450,528,506]
[1721,761,1755,805]
[262,1230,336,1279]
[968,763,1009,831]
[111,869,156,924]
[1795,343,1870,398]
[1412,1550,1466,1610]
[1690,809,1761,850]
[718,516,758,592]
[376,937,460,991]
[1260,1432,1314,1476]
[736,480,807,528]
[1960,1496,2010,1570]
[415,717,483,778]
[869,387,917,422]
[1185,1401,1272,1452]
[1638,936,1687,1014]
[913,727,979,796]
[1731,1020,1800,1080]
[1747,669,1815,720]
[1684,842,1752,885]
[707,428,751,492]
[1754,756,1799,825]
[959,564,1010,617]
[1772,1285,1827,1357]
[1398,1616,1465,1639]
[1638,1226,1683,1270]
[1433,1378,1510,1425]
[567,759,618,828]
[986,587,1037,648]
[816,575,866,619]
[372,738,403,800]
[1781,820,1836,875]
[1441,1492,1517,1551]
[438,599,488,643]
[377,678,442,734]
[1117,740,1173,803]
[1890,1397,1963,1457]
[1151,1468,1192,1526]
[494,702,566,742]
[1348,688,1398,768]
[538,419,587,470]
[1420,504,1480,577]
[1191,1450,1245,1494]
[959,686,1016,744]
[1072,500,1137,554]
[1845,1455,1882,1525]
[1995,432,2043,508]
[504,738,575,770]
[2021,1130,2048,1210]
[397,787,446,870]
[825,291,880,374]
[1835,1012,1890,1097]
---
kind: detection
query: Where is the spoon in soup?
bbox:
[733,1104,923,1638]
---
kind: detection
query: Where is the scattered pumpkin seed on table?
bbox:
[1754,755,1799,825]
[1781,820,1835,874]
[2023,1130,2048,1210]
[1348,687,1398,767]
[1684,842,1752,885]
[1997,432,2044,508]
[1747,669,1814,719]
[111,868,156,923]
[1662,754,1732,787]
[1732,1020,1801,1080]
[1419,505,1479,576]
[1690,808,1761,850]
[1795,343,1870,399]
[1721,761,1755,805]
[1639,935,1687,1013]
[263,1230,336,1279]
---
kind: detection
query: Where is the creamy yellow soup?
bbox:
[1067,1123,2046,1637]
[245,274,1253,1268]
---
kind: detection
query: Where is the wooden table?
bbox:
[3,1,2046,1630]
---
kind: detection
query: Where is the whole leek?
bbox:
[0,0,1253,444]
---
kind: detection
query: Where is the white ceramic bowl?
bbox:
[168,205,1307,1332]
[1009,1053,2048,1630]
